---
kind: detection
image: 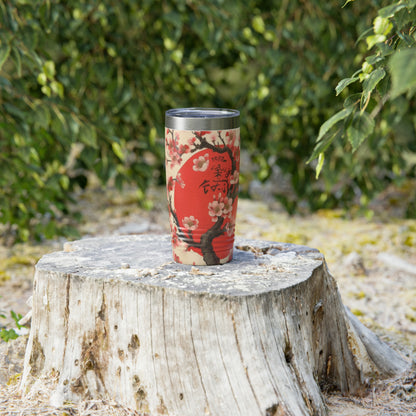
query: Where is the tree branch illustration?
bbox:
[193,131,239,200]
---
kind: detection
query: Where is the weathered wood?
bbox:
[21,235,409,416]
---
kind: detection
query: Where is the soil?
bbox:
[0,186,415,415]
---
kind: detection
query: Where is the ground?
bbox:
[0,187,415,415]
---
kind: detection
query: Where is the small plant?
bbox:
[0,309,27,342]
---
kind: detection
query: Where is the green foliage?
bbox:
[1,0,414,242]
[0,310,25,342]
[310,0,416,215]
[0,0,163,241]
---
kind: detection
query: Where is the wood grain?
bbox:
[21,235,409,415]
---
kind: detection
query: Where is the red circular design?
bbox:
[173,147,237,260]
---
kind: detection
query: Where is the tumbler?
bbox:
[165,108,240,265]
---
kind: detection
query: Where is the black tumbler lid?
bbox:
[165,108,240,130]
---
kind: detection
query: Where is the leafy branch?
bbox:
[309,0,416,178]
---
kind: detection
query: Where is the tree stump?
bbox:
[21,235,408,416]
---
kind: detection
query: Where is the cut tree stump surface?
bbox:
[21,235,409,416]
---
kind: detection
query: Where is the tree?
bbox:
[309,0,416,216]
[1,0,412,243]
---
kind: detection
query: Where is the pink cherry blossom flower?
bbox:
[188,136,197,146]
[171,227,180,247]
[169,149,182,167]
[193,153,209,172]
[183,216,199,231]
[228,130,237,146]
[222,197,233,215]
[167,176,174,192]
[229,170,239,185]
[179,143,190,154]
[176,173,185,188]
[225,222,235,236]
[208,199,224,221]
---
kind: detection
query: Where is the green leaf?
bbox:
[171,49,183,65]
[4,103,25,119]
[347,112,375,152]
[356,27,373,45]
[41,85,51,97]
[0,43,11,71]
[376,42,395,58]
[344,93,361,108]
[11,47,22,77]
[258,85,270,100]
[59,175,70,190]
[315,152,325,179]
[252,16,265,34]
[397,31,414,46]
[342,0,355,8]
[37,72,47,85]
[362,62,373,74]
[43,60,56,80]
[308,128,341,163]
[389,47,416,98]
[365,54,384,66]
[112,141,125,161]
[163,38,176,51]
[11,310,22,329]
[366,34,386,50]
[317,107,353,142]
[34,105,51,129]
[0,328,19,342]
[79,123,98,148]
[373,16,393,36]
[336,77,359,96]
[378,4,406,18]
[362,67,386,96]
[50,80,64,98]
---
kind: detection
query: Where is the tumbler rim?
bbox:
[165,107,240,130]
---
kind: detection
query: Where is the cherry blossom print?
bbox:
[183,216,199,231]
[225,130,237,147]
[167,173,185,192]
[230,170,239,185]
[170,226,180,247]
[167,176,174,192]
[166,127,240,265]
[208,199,225,221]
[176,172,185,188]
[172,152,182,166]
[165,128,193,169]
[222,196,233,216]
[225,222,235,237]
[188,136,196,147]
[193,153,210,172]
[179,143,190,154]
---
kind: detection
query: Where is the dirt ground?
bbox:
[0,187,415,415]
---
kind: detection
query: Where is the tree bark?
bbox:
[21,235,409,415]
